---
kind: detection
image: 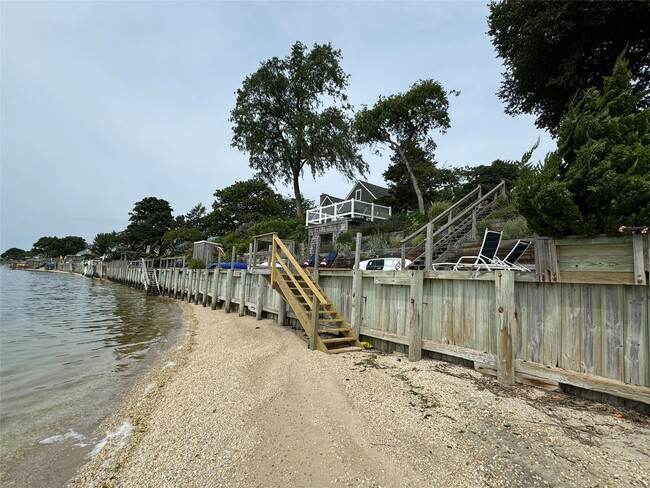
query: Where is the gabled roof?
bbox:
[345,181,389,201]
[321,194,344,205]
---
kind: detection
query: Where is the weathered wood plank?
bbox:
[516,360,650,404]
[561,271,635,285]
[408,271,424,361]
[542,284,561,367]
[632,234,647,285]
[561,284,582,372]
[625,286,647,385]
[421,339,497,367]
[495,270,515,385]
[602,286,624,381]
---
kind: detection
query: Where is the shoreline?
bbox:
[70,302,649,487]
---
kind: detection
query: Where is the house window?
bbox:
[355,189,362,200]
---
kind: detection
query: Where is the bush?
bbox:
[427,200,453,220]
[188,258,206,269]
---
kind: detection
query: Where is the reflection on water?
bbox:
[0,269,183,487]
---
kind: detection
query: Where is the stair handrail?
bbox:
[401,180,507,262]
[400,184,482,246]
[267,233,328,305]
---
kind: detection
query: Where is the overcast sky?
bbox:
[1,0,555,252]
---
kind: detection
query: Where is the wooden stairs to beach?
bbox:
[141,259,161,296]
[259,233,362,354]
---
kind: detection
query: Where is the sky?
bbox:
[0,0,555,252]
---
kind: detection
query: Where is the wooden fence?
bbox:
[105,259,649,406]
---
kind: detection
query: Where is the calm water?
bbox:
[0,269,184,487]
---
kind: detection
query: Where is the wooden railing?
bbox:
[400,180,507,268]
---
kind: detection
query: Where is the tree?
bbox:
[207,178,299,236]
[354,79,457,213]
[380,142,459,213]
[31,236,87,257]
[488,0,650,134]
[230,41,367,217]
[1,247,28,260]
[184,203,208,234]
[455,159,522,198]
[161,227,204,256]
[123,197,174,253]
[515,54,650,237]
[91,231,119,257]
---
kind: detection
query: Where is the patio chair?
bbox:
[431,229,503,271]
[319,252,338,268]
[492,239,532,272]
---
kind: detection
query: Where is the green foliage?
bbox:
[515,55,650,237]
[372,213,410,234]
[426,200,452,220]
[161,227,204,256]
[31,236,87,257]
[188,259,206,269]
[403,212,428,235]
[218,217,307,255]
[91,231,119,257]
[123,197,174,253]
[380,142,460,213]
[230,41,366,217]
[354,79,457,213]
[364,233,391,255]
[182,203,209,234]
[207,178,299,236]
[1,247,28,260]
[454,159,522,198]
[488,0,650,133]
[335,231,356,252]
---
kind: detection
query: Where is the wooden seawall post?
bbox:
[495,270,516,385]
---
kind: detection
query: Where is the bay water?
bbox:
[0,269,185,487]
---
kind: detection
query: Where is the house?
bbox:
[305,181,392,254]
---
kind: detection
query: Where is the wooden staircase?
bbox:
[141,259,161,296]
[404,181,508,270]
[258,234,362,354]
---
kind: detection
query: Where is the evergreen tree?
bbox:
[516,54,650,237]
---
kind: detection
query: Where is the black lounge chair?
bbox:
[492,239,532,272]
[432,229,503,271]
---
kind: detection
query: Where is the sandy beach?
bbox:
[70,301,649,488]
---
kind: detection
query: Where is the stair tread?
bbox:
[318,327,352,333]
[326,346,364,354]
[321,337,357,344]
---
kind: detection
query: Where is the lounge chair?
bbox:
[319,252,338,268]
[303,255,315,267]
[432,229,502,271]
[492,239,532,272]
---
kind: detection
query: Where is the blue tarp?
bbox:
[207,262,248,270]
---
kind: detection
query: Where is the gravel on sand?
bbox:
[71,302,649,488]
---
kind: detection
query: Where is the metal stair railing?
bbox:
[401,180,507,269]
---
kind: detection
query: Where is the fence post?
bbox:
[278,296,287,326]
[202,269,210,306]
[495,270,516,385]
[424,223,433,270]
[238,269,248,316]
[408,270,423,361]
[256,273,265,320]
[632,234,647,285]
[352,232,363,337]
[312,234,320,284]
[211,269,220,310]
[310,294,319,350]
[225,246,236,313]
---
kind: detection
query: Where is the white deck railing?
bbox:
[305,199,392,225]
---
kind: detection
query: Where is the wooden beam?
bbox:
[238,269,248,317]
[310,294,319,350]
[211,269,220,310]
[408,270,424,362]
[255,273,265,320]
[495,270,515,385]
[632,234,647,285]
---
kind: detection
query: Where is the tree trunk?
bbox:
[292,169,303,218]
[395,143,425,213]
